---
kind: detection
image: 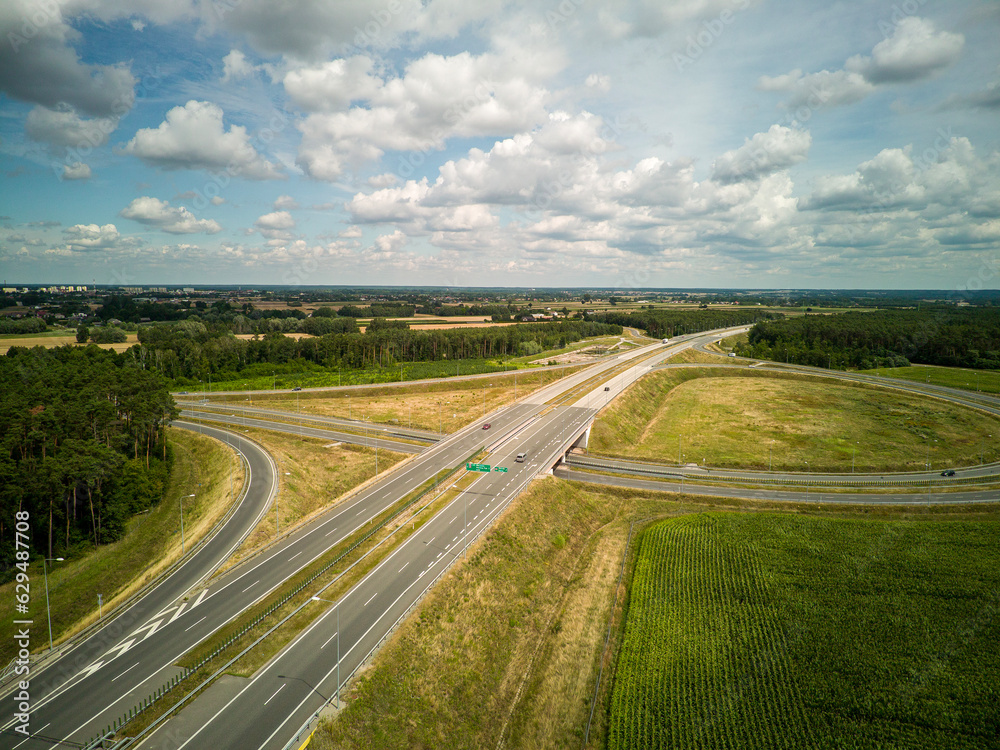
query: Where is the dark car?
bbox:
[293,386,302,391]
[604,386,610,391]
[941,469,956,477]
[482,423,491,430]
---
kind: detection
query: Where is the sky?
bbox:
[1,0,998,290]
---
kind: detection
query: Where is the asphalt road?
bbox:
[1,422,277,750]
[144,405,598,750]
[555,467,1000,505]
[179,409,427,454]
[4,399,552,749]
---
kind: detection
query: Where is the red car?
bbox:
[482,423,491,430]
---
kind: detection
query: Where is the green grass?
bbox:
[609,512,1000,750]
[0,429,241,663]
[589,368,1000,472]
[861,364,1000,396]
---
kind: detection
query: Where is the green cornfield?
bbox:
[608,513,1000,750]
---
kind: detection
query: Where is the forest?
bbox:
[589,308,779,337]
[0,345,178,575]
[735,308,1000,370]
[126,319,622,384]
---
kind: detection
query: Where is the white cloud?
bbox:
[63,223,122,251]
[295,49,550,180]
[273,195,300,210]
[254,210,296,240]
[848,17,964,84]
[62,163,92,180]
[221,50,259,83]
[711,125,811,183]
[283,56,383,112]
[759,17,963,111]
[121,100,284,180]
[120,196,222,234]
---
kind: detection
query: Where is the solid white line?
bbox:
[12,722,50,750]
[184,615,207,633]
[263,684,285,706]
[111,662,139,682]
[242,580,259,593]
[364,592,377,606]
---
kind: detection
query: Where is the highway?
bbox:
[22,323,962,749]
[0,423,277,749]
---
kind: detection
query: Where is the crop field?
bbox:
[609,512,1000,750]
[0,331,138,354]
[861,364,1000,396]
[588,369,1000,471]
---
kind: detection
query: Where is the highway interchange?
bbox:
[3,326,998,749]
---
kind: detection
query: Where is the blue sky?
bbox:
[1,0,998,289]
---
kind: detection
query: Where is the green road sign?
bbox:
[493,466,508,473]
[466,462,491,472]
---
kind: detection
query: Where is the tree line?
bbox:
[735,308,1000,370]
[589,308,780,338]
[125,319,622,384]
[0,345,178,575]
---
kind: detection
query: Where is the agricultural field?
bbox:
[0,330,138,354]
[588,369,1000,472]
[609,512,1000,750]
[861,364,1000,396]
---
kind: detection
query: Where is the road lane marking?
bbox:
[364,592,377,606]
[184,615,207,632]
[12,722,49,749]
[242,580,259,593]
[263,684,285,705]
[325,527,339,536]
[321,630,338,650]
[111,662,139,682]
[399,562,408,573]
[288,551,302,561]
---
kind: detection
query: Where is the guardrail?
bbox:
[280,461,546,750]
[82,449,483,750]
[566,455,1000,490]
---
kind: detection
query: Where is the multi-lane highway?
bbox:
[1,423,277,749]
[18,323,983,749]
[5,328,690,749]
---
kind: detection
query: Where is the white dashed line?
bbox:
[184,615,207,633]
[111,662,139,682]
[264,684,285,705]
[364,592,377,606]
[242,580,259,593]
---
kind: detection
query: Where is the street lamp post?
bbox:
[43,557,64,651]
[180,493,195,554]
[310,596,340,709]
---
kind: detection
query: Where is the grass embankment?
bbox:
[588,368,1000,472]
[214,427,406,573]
[0,428,242,664]
[204,367,578,434]
[311,477,641,750]
[610,512,1000,749]
[861,364,1000,396]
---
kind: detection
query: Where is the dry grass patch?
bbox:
[214,427,407,573]
[589,369,1000,472]
[310,477,654,750]
[209,369,574,434]
[0,333,138,354]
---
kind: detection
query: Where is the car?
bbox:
[292,386,302,391]
[178,391,188,394]
[728,352,736,357]
[604,386,610,391]
[482,423,491,430]
[941,469,956,477]
[516,452,526,462]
